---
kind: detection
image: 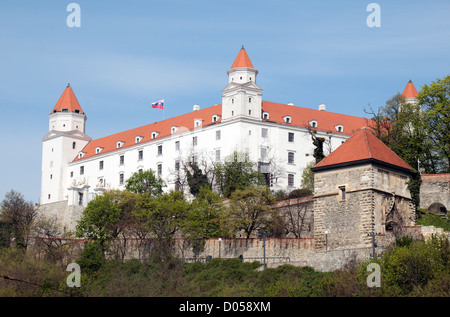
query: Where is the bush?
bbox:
[76,242,105,274]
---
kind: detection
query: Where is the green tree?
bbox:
[222,186,277,238]
[132,190,189,242]
[214,151,265,197]
[125,169,165,197]
[75,194,122,249]
[182,186,223,240]
[419,75,450,173]
[0,190,37,249]
[300,161,315,193]
[185,162,211,197]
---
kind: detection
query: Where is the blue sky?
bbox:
[1,0,449,204]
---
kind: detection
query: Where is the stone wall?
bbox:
[35,200,84,233]
[420,174,450,212]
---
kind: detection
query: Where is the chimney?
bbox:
[193,105,200,111]
[319,104,326,111]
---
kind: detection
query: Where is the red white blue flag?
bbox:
[151,99,164,109]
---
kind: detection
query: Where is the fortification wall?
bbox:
[420,174,450,212]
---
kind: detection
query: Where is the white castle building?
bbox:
[40,47,418,214]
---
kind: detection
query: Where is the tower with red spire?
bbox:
[221,46,263,121]
[401,80,419,107]
[41,84,91,205]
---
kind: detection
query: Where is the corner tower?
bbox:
[40,84,91,205]
[221,46,263,121]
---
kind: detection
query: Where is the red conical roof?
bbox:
[313,128,412,172]
[230,46,254,69]
[51,84,84,114]
[401,80,419,99]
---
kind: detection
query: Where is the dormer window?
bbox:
[335,125,344,133]
[212,115,219,123]
[283,116,292,124]
[135,136,143,143]
[151,132,159,140]
[117,141,124,149]
[194,119,202,128]
[309,120,318,128]
[78,152,85,159]
[262,112,270,120]
[171,126,178,134]
[95,147,103,154]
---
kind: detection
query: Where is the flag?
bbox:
[151,99,164,109]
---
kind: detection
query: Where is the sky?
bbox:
[0,0,449,204]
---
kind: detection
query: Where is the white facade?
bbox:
[40,48,365,208]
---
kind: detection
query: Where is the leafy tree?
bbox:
[0,190,37,249]
[75,194,122,249]
[300,161,315,193]
[125,169,165,197]
[418,75,450,173]
[185,162,211,197]
[214,151,265,197]
[222,186,276,238]
[182,186,223,240]
[132,190,189,242]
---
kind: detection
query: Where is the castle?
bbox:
[39,47,421,240]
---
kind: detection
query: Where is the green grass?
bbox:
[416,212,450,232]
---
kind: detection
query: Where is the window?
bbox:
[262,112,269,120]
[193,136,197,146]
[261,147,267,161]
[288,152,295,164]
[119,173,124,185]
[310,120,318,128]
[284,116,291,124]
[120,155,124,165]
[80,166,84,175]
[216,149,221,162]
[216,130,221,140]
[70,171,74,178]
[232,111,234,116]
[138,150,143,160]
[72,142,76,149]
[175,141,180,151]
[339,186,346,201]
[48,194,51,200]
[288,174,294,187]
[50,174,53,180]
[261,128,268,138]
[158,145,163,155]
[249,110,252,115]
[78,193,83,206]
[157,164,162,176]
[336,125,344,133]
[99,161,104,170]
[249,97,252,103]
[117,141,124,148]
[135,136,143,143]
[175,161,180,172]
[288,132,294,142]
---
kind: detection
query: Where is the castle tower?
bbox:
[311,128,416,250]
[221,46,263,121]
[40,84,91,205]
[401,80,419,107]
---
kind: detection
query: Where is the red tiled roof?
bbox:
[401,80,419,99]
[73,104,222,162]
[313,127,412,171]
[262,101,371,136]
[51,84,84,114]
[73,101,372,162]
[230,46,254,69]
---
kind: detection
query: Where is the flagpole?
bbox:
[163,97,165,120]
